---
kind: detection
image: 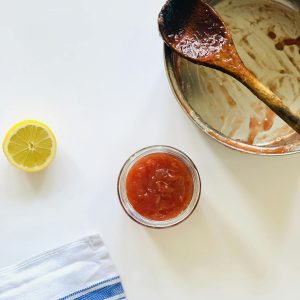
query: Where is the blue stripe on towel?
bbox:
[59,276,125,300]
[74,282,124,300]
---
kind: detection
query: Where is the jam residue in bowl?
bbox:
[118,146,201,228]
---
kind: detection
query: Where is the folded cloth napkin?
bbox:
[0,235,126,300]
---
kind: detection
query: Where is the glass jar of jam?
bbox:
[117,145,201,228]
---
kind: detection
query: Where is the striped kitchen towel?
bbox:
[0,235,126,300]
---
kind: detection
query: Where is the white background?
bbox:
[0,1,300,299]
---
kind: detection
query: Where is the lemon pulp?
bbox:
[3,120,57,172]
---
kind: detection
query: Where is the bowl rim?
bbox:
[163,44,300,156]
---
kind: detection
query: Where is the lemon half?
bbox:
[3,120,57,172]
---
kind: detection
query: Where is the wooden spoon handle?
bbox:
[232,67,300,134]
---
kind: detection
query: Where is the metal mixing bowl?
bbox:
[164,0,300,155]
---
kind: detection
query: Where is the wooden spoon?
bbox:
[158,0,300,134]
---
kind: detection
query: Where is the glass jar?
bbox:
[117,145,201,228]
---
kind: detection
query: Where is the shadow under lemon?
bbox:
[1,150,83,201]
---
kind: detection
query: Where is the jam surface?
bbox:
[126,153,194,221]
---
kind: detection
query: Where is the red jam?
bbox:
[126,153,194,221]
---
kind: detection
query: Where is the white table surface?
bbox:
[0,1,300,299]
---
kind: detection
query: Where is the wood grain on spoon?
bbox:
[158,0,300,134]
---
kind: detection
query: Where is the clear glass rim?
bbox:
[117,145,201,229]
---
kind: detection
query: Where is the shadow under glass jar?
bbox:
[117,145,201,228]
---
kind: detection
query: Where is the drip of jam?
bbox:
[275,37,300,51]
[247,110,275,145]
[267,31,299,51]
[126,153,194,221]
[267,31,277,40]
